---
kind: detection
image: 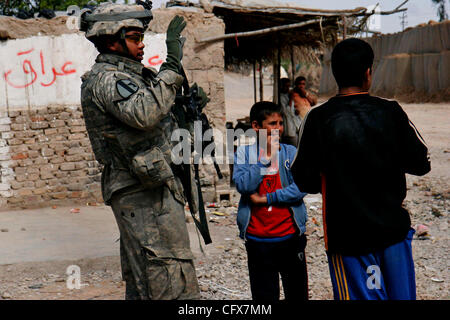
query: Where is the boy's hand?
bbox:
[259,132,280,163]
[269,133,280,157]
[250,193,268,205]
[299,87,308,98]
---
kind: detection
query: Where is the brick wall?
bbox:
[0,106,102,209]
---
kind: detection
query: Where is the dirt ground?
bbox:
[0,72,448,300]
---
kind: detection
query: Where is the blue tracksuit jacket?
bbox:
[233,143,308,239]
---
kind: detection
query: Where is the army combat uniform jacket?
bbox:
[81,53,200,300]
[81,53,185,204]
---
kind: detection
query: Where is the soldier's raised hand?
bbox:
[160,15,187,73]
[166,15,186,42]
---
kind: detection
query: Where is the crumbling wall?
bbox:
[0,8,227,209]
[0,106,102,209]
[319,21,450,102]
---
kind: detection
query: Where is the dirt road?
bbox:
[0,72,448,300]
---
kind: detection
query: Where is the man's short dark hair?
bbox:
[280,78,290,86]
[294,76,306,86]
[91,35,119,54]
[331,38,374,88]
[250,101,283,126]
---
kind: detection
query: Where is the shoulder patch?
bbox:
[116,79,139,99]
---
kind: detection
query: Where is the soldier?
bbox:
[79,2,206,299]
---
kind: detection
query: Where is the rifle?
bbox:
[172,59,223,245]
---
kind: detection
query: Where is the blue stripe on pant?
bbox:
[327,228,416,300]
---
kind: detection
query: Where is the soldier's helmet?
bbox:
[80,1,153,41]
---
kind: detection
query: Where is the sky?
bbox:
[125,0,442,34]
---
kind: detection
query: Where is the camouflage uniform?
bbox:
[80,3,200,300]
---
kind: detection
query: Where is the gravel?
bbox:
[0,175,447,300]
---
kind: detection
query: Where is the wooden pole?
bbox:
[290,46,295,83]
[342,15,347,40]
[259,58,263,101]
[273,46,281,105]
[253,60,257,104]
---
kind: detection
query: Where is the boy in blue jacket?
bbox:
[233,101,309,301]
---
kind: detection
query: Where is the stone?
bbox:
[18,189,33,196]
[67,147,83,155]
[51,192,67,199]
[415,224,430,236]
[69,169,88,177]
[0,124,11,132]
[50,157,64,164]
[35,180,47,188]
[225,207,236,215]
[41,148,54,157]
[30,121,49,130]
[70,126,86,133]
[10,181,24,190]
[431,207,443,217]
[60,163,75,171]
[44,128,58,135]
[28,150,40,158]
[11,153,28,160]
[67,183,85,191]
[220,200,231,207]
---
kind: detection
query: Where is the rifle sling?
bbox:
[176,65,212,245]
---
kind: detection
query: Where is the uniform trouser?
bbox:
[245,233,308,301]
[327,228,416,300]
[110,185,200,300]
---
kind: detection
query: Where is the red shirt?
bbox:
[247,169,298,238]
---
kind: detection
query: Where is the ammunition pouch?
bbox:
[131,146,173,189]
[131,146,186,205]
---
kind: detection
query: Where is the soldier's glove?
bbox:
[160,15,186,73]
[192,83,210,110]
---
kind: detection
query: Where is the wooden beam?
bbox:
[198,18,321,43]
[211,3,368,17]
[378,0,409,15]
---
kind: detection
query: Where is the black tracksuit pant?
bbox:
[245,233,308,301]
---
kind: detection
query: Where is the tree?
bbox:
[0,0,35,16]
[0,0,119,16]
[431,0,449,22]
[37,1,99,11]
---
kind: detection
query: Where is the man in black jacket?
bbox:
[291,38,430,300]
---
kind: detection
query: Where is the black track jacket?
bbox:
[291,93,430,255]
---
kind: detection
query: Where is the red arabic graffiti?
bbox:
[145,55,163,68]
[3,48,76,89]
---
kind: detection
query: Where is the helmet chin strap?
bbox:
[119,28,130,56]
